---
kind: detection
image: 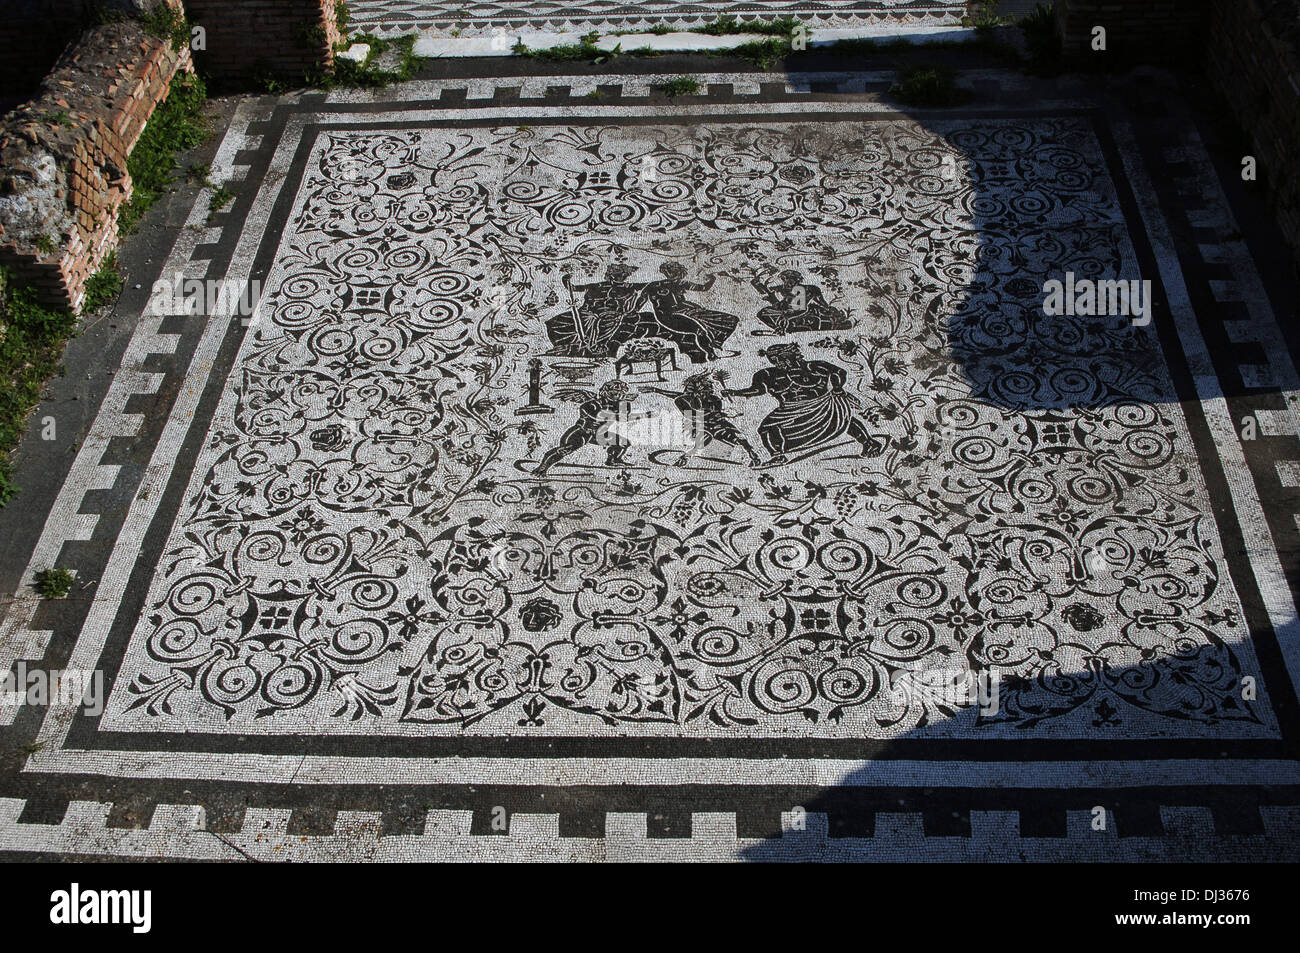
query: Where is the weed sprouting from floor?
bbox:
[660,76,703,97]
[208,186,236,216]
[516,31,616,64]
[889,64,973,107]
[732,37,793,70]
[82,252,123,315]
[694,15,798,37]
[35,567,74,599]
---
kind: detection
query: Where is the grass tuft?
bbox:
[731,37,792,70]
[659,76,703,97]
[1021,3,1062,75]
[694,15,798,37]
[119,72,209,233]
[82,251,123,314]
[515,31,615,64]
[889,64,973,107]
[0,269,78,506]
[140,1,192,52]
[35,567,74,599]
[208,185,236,215]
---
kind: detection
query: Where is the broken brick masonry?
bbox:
[0,18,191,312]
[0,0,342,313]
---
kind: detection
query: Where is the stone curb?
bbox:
[404,25,977,60]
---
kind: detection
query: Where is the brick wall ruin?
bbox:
[0,19,193,312]
[184,0,343,85]
[1054,0,1210,66]
[1206,0,1300,259]
[1056,0,1300,262]
[0,0,342,311]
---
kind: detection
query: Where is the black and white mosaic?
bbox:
[346,0,966,34]
[98,114,1277,741]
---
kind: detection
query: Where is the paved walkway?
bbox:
[1,62,1298,861]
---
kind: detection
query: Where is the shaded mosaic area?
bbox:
[103,115,1275,741]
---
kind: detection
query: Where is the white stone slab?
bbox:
[598,32,770,52]
[336,43,370,64]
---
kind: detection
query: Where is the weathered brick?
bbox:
[0,18,191,311]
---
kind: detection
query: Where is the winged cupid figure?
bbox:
[641,372,764,465]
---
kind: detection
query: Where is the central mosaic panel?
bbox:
[102,117,1274,739]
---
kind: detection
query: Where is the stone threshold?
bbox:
[335,24,977,61]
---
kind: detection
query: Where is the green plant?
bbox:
[140,1,191,51]
[1021,3,1061,75]
[889,64,972,107]
[0,272,69,504]
[732,37,792,70]
[966,0,1004,30]
[335,0,351,33]
[659,76,703,97]
[696,14,740,35]
[37,110,71,127]
[517,31,615,64]
[0,268,78,506]
[187,162,212,186]
[33,235,58,257]
[0,467,17,504]
[753,16,800,36]
[208,186,235,215]
[82,251,123,314]
[255,66,287,94]
[328,32,425,88]
[119,72,209,233]
[695,15,797,37]
[298,22,328,50]
[35,567,74,599]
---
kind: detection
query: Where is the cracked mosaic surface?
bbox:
[100,116,1276,740]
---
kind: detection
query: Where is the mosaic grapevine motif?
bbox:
[104,118,1272,738]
